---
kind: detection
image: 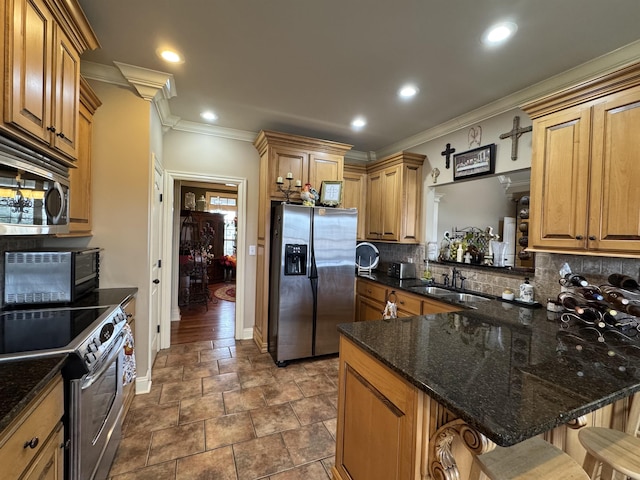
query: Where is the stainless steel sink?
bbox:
[409,286,453,296]
[439,292,491,303]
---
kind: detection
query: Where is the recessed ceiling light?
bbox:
[398,84,419,99]
[483,22,518,46]
[351,117,366,129]
[201,111,217,121]
[159,49,183,63]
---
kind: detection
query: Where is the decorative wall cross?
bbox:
[499,116,532,161]
[441,143,455,169]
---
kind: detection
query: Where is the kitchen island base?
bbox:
[333,335,630,480]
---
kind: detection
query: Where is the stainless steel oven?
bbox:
[69,330,124,480]
[0,304,128,480]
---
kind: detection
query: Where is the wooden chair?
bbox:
[469,436,590,480]
[579,392,640,480]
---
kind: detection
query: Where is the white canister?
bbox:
[519,278,534,303]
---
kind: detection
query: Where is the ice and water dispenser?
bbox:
[284,244,307,275]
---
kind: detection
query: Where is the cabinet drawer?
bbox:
[391,290,422,315]
[0,375,63,480]
[357,279,388,302]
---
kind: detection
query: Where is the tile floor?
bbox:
[108,339,339,479]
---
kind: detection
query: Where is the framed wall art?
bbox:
[453,143,496,181]
[319,180,343,206]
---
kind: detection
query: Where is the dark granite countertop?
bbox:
[0,356,66,433]
[0,287,137,434]
[343,274,640,447]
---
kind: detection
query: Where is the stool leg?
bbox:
[582,453,599,479]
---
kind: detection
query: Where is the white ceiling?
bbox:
[77,0,640,158]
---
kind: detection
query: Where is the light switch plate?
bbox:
[249,245,256,256]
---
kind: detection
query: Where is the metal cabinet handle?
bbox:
[576,235,584,240]
[153,279,160,284]
[47,126,56,133]
[24,437,39,449]
[588,235,596,241]
[56,132,65,139]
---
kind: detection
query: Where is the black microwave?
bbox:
[4,248,100,305]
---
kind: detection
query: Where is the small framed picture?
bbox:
[319,180,343,207]
[453,144,496,181]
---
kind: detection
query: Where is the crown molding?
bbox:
[375,40,640,158]
[171,120,258,143]
[112,61,177,101]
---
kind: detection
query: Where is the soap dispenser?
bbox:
[519,277,534,303]
[456,243,464,263]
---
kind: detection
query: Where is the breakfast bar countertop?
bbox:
[339,285,640,447]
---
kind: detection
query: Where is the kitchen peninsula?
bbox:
[333,280,640,480]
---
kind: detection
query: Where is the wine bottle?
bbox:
[600,285,631,308]
[560,273,589,287]
[557,292,586,314]
[625,303,640,317]
[572,286,605,302]
[607,273,640,291]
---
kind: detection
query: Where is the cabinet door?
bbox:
[589,86,640,252]
[22,422,64,480]
[381,165,401,241]
[335,337,419,480]
[308,152,342,190]
[51,24,80,158]
[366,171,383,239]
[343,168,366,240]
[69,96,93,233]
[400,162,422,243]
[7,0,54,143]
[356,295,384,321]
[268,147,308,200]
[529,105,591,249]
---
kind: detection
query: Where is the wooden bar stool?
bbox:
[579,393,640,479]
[468,436,590,480]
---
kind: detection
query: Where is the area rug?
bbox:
[213,285,236,302]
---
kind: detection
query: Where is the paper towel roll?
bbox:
[503,217,516,266]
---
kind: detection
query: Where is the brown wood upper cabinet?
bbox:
[523,63,640,256]
[364,152,425,244]
[252,130,352,352]
[1,0,99,165]
[342,164,367,240]
[67,77,101,235]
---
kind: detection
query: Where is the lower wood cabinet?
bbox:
[333,335,632,480]
[0,374,64,480]
[334,336,421,480]
[356,277,460,321]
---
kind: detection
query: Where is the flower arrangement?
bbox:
[221,254,236,269]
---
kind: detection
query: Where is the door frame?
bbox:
[160,170,248,349]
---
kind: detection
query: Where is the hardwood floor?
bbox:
[172,282,237,344]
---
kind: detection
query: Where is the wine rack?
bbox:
[515,195,534,269]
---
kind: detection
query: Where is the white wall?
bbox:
[86,80,155,390]
[409,108,533,242]
[162,130,260,333]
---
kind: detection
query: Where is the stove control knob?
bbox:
[84,352,97,364]
[87,342,99,353]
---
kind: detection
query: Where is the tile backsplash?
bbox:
[367,241,640,304]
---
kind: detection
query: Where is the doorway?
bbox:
[160,171,248,350]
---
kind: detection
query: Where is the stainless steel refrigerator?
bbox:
[269,203,357,366]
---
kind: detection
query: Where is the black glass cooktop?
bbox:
[0,306,110,355]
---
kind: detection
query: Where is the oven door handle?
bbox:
[81,333,125,390]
